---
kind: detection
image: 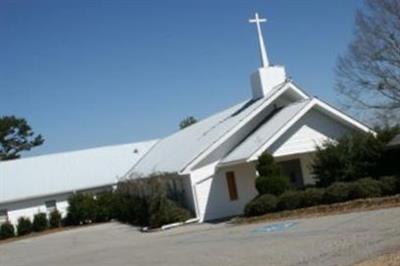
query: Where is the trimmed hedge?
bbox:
[349,178,382,199]
[324,182,353,204]
[49,210,62,228]
[302,188,324,207]
[379,176,399,196]
[255,153,291,196]
[17,217,32,236]
[277,191,303,210]
[255,175,290,196]
[245,176,400,217]
[33,213,48,232]
[244,194,277,217]
[0,222,15,240]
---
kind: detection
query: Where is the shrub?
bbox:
[349,178,382,199]
[94,191,116,223]
[17,217,32,236]
[256,153,281,177]
[379,176,399,196]
[323,182,353,204]
[49,209,62,228]
[244,194,278,217]
[277,191,303,210]
[148,196,191,228]
[0,222,15,240]
[115,175,193,228]
[302,188,325,207]
[113,194,149,226]
[32,213,48,232]
[66,193,97,225]
[255,154,290,196]
[312,128,398,187]
[255,175,290,196]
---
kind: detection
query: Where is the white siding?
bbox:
[269,108,352,157]
[0,186,112,226]
[195,92,304,170]
[192,162,258,221]
[275,152,316,185]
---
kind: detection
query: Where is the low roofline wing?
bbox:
[179,81,309,174]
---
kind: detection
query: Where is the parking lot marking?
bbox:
[254,222,297,233]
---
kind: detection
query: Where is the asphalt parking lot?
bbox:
[1,207,400,266]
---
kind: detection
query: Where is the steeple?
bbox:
[249,13,269,67]
[249,12,287,99]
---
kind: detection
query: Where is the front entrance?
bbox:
[278,159,304,188]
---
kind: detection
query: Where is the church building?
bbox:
[0,13,371,224]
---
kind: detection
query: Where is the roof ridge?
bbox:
[0,140,157,164]
[179,81,291,173]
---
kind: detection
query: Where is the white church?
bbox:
[0,13,371,225]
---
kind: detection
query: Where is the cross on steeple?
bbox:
[249,13,269,67]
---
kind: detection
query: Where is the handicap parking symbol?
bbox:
[254,222,297,233]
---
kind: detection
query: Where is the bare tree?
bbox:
[336,0,400,124]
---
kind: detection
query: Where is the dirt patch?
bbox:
[232,195,400,224]
[354,250,400,266]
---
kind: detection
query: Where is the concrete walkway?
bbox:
[1,208,400,266]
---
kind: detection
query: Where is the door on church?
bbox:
[278,159,304,188]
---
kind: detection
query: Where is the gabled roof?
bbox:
[219,99,312,166]
[128,99,265,176]
[0,140,158,204]
[219,98,372,166]
[128,81,309,176]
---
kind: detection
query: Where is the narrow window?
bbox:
[0,209,8,223]
[45,200,57,213]
[226,171,238,201]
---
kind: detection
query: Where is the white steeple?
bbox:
[249,13,269,67]
[249,12,287,99]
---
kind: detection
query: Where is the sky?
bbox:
[0,0,363,157]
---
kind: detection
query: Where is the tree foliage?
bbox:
[335,0,400,123]
[312,127,399,187]
[179,116,197,130]
[255,153,290,196]
[0,116,44,160]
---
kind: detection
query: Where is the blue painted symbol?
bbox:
[254,222,297,233]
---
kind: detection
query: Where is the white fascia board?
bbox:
[286,81,310,99]
[179,81,307,175]
[247,98,373,162]
[247,99,316,162]
[312,98,373,134]
[216,158,248,169]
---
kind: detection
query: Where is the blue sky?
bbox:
[0,0,362,157]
